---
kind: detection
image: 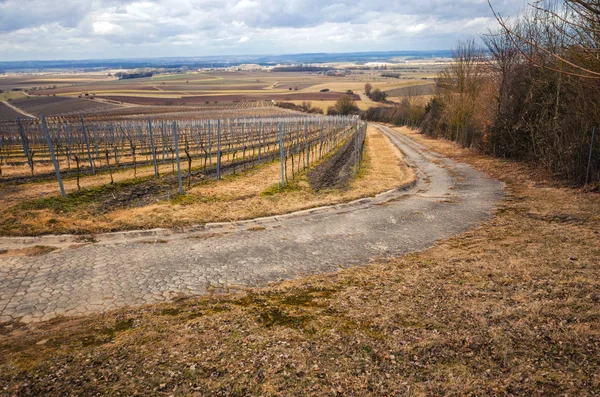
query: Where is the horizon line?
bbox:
[0,49,454,65]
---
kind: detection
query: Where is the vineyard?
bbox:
[89,102,289,122]
[9,96,119,118]
[0,96,289,122]
[0,114,366,202]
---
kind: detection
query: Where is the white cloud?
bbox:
[92,21,125,35]
[0,0,528,60]
[234,0,259,10]
[406,23,429,34]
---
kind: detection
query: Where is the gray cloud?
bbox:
[0,0,527,60]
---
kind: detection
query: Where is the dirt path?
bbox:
[0,125,504,323]
[0,100,37,119]
[358,92,387,108]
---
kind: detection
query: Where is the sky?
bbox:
[0,0,527,61]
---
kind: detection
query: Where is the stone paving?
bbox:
[0,126,504,323]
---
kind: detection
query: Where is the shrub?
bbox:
[331,95,359,115]
[368,88,388,102]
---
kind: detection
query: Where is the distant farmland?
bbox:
[0,101,32,120]
[10,96,119,117]
[0,70,438,123]
[384,83,436,97]
[98,91,358,106]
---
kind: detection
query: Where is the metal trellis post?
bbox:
[42,116,66,198]
[173,121,183,195]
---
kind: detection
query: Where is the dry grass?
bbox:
[0,245,57,257]
[0,127,413,235]
[388,95,433,106]
[1,127,598,396]
[288,99,378,112]
[358,94,393,110]
[1,158,198,208]
[0,91,27,101]
[300,80,432,94]
[1,147,261,205]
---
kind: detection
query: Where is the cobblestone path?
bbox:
[0,126,504,323]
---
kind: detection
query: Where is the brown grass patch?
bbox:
[1,159,184,207]
[289,99,378,112]
[301,80,433,94]
[0,128,598,395]
[0,245,58,257]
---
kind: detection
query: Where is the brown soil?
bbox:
[7,96,118,118]
[35,84,159,95]
[308,136,356,191]
[0,102,31,120]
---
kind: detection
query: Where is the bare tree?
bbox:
[488,0,600,79]
[433,39,490,147]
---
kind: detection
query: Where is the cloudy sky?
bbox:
[0,0,526,61]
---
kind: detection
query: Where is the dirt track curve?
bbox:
[0,126,504,323]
